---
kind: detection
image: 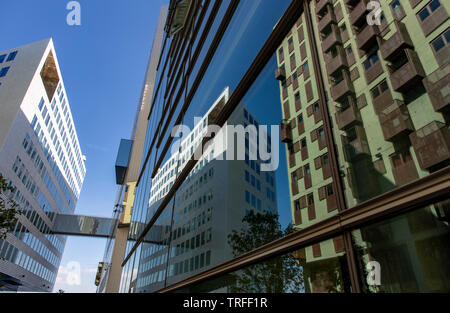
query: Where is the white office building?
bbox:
[134,87,278,292]
[0,39,86,291]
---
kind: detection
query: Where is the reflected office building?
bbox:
[0,39,86,291]
[133,88,277,292]
[115,0,450,293]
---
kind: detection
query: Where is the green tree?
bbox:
[227,211,304,292]
[0,173,20,241]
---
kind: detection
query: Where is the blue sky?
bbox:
[0,0,168,292]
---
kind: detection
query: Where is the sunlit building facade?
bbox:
[0,39,86,291]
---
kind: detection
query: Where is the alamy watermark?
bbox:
[366,261,381,286]
[171,120,280,172]
[66,1,81,26]
[367,1,383,26]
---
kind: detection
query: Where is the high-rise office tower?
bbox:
[119,0,450,293]
[0,39,86,291]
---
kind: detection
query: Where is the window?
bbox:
[245,190,250,203]
[431,28,450,52]
[0,54,6,63]
[38,98,45,111]
[364,52,379,70]
[6,51,18,62]
[308,194,314,205]
[305,164,310,175]
[0,67,10,77]
[429,0,441,11]
[301,138,307,148]
[432,37,446,52]
[419,0,441,21]
[295,92,300,101]
[327,184,334,196]
[278,47,283,58]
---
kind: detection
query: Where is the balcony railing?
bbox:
[331,71,354,102]
[326,45,348,77]
[380,21,413,61]
[349,0,369,26]
[336,104,361,130]
[423,63,450,113]
[389,49,425,93]
[379,102,414,142]
[356,24,379,51]
[275,67,286,81]
[318,9,336,33]
[410,121,450,170]
[322,24,341,52]
[373,86,394,115]
[342,126,371,162]
[280,121,293,143]
[315,0,331,15]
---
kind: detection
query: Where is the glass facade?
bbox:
[114,0,450,293]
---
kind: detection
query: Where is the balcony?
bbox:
[356,25,380,51]
[275,67,286,81]
[380,21,413,61]
[322,24,341,53]
[343,126,371,162]
[335,104,361,130]
[280,121,293,143]
[391,152,419,187]
[389,49,425,93]
[410,121,450,170]
[423,63,450,113]
[364,58,383,84]
[331,71,354,102]
[379,102,414,142]
[373,86,394,115]
[349,0,369,27]
[326,46,348,77]
[318,9,336,33]
[316,0,331,15]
